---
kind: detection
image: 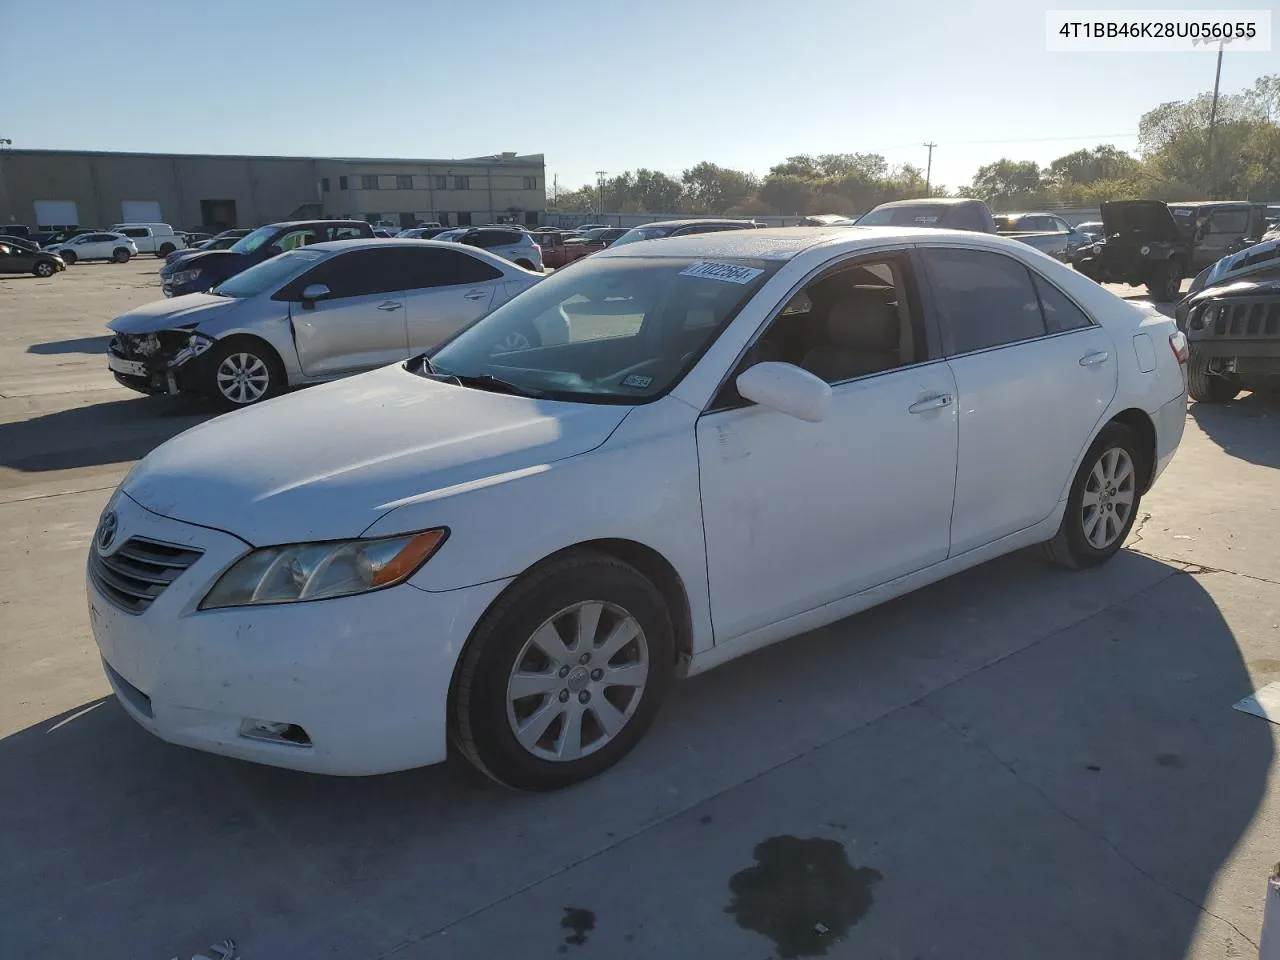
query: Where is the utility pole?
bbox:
[595,170,607,218]
[923,142,937,197]
[553,173,558,207]
[1205,42,1225,199]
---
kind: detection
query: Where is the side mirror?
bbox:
[735,362,832,423]
[300,283,330,308]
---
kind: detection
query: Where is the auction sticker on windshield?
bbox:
[679,262,764,284]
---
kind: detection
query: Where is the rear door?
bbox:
[400,247,506,352]
[919,245,1117,555]
[285,249,410,377]
[82,234,119,259]
[1196,207,1252,270]
[0,243,33,273]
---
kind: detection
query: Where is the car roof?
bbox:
[595,225,1004,261]
[266,219,372,228]
[1168,200,1260,209]
[299,238,516,262]
[871,197,983,209]
[626,218,755,230]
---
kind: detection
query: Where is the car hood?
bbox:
[122,365,632,544]
[1100,200,1186,244]
[107,293,243,333]
[171,249,248,271]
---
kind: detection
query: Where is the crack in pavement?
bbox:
[1127,546,1280,588]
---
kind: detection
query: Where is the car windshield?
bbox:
[434,229,467,242]
[856,205,952,226]
[210,249,327,298]
[426,255,779,403]
[228,225,279,255]
[609,225,675,247]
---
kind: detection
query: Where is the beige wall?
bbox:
[316,160,543,224]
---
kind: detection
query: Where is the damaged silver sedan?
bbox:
[106,238,546,409]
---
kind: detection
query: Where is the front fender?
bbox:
[204,319,303,382]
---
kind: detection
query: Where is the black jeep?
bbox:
[1074,199,1268,302]
[1179,266,1280,403]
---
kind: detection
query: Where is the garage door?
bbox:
[121,200,162,223]
[33,200,80,228]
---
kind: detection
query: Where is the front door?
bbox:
[1194,207,1252,271]
[0,243,33,273]
[287,248,410,377]
[399,247,506,353]
[919,246,1118,555]
[696,250,959,641]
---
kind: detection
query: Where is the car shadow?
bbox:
[26,335,113,355]
[0,396,214,473]
[0,553,1268,958]
[1189,391,1280,468]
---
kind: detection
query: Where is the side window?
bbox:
[1051,217,1072,234]
[89,234,117,242]
[296,249,408,299]
[1031,273,1093,333]
[1208,209,1249,234]
[327,224,367,241]
[120,227,149,238]
[395,247,503,289]
[921,248,1046,354]
[473,230,517,248]
[274,229,318,252]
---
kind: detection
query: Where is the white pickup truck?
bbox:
[109,223,186,258]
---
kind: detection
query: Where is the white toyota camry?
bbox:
[87,227,1188,790]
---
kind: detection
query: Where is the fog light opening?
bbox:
[239,719,312,747]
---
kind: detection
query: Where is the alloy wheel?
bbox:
[35,262,53,277]
[492,331,532,355]
[215,352,270,405]
[1081,447,1135,549]
[505,600,649,762]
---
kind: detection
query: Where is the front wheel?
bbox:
[204,339,280,410]
[452,551,675,790]
[1187,349,1241,403]
[490,323,541,356]
[60,250,77,265]
[1146,262,1181,302]
[1041,422,1143,569]
[112,247,131,263]
[33,261,55,278]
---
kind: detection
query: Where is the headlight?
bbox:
[170,332,216,367]
[1091,243,1103,254]
[201,528,447,609]
[172,268,202,285]
[1139,245,1151,256]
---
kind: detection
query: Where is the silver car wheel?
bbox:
[505,600,649,762]
[215,352,271,405]
[1081,446,1135,549]
[492,331,532,355]
[35,262,54,277]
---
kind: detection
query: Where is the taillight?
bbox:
[1169,330,1188,365]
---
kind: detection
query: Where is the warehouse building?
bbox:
[0,149,546,232]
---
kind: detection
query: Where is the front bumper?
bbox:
[107,332,211,396]
[87,491,510,775]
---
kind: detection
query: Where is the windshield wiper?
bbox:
[443,371,546,399]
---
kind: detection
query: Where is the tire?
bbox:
[1040,422,1143,570]
[1187,348,1241,403]
[1145,262,1180,302]
[203,338,282,411]
[112,247,131,263]
[157,243,175,257]
[490,323,541,356]
[60,250,77,265]
[33,261,54,278]
[453,550,675,791]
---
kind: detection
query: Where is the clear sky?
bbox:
[2,0,1277,194]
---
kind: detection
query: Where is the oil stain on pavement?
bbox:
[558,906,596,951]
[726,835,881,958]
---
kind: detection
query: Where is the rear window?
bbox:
[857,205,953,227]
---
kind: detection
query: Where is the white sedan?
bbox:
[44,231,137,264]
[86,227,1188,790]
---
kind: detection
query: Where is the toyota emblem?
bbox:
[96,510,118,551]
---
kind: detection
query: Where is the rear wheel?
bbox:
[1041,422,1143,569]
[204,338,282,410]
[33,261,55,278]
[1187,349,1241,403]
[491,323,540,355]
[157,243,175,257]
[1145,262,1180,302]
[112,247,131,263]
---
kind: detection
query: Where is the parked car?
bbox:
[433,227,543,271]
[109,223,186,257]
[608,219,759,250]
[373,229,397,238]
[44,231,137,264]
[1165,201,1270,272]
[1178,271,1280,402]
[182,233,214,246]
[535,230,596,269]
[88,227,1186,788]
[396,226,450,240]
[164,229,253,266]
[856,198,996,232]
[106,239,543,409]
[159,220,375,297]
[993,212,1093,261]
[0,239,66,277]
[38,227,96,247]
[1075,221,1105,241]
[0,224,33,242]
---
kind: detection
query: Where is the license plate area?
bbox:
[107,354,147,377]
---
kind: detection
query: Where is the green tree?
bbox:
[681,162,757,213]
[758,174,814,215]
[1047,145,1141,186]
[968,159,1044,207]
[631,169,684,212]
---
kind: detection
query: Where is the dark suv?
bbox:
[159,220,375,297]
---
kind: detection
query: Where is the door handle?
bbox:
[908,394,954,414]
[1079,350,1109,366]
[377,301,403,311]
[463,289,488,301]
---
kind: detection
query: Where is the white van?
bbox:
[109,223,186,257]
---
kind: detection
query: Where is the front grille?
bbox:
[89,537,203,614]
[1204,298,1280,338]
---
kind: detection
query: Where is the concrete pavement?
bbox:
[1,261,1277,959]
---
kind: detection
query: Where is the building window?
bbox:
[360,175,379,190]
[339,176,349,191]
[396,175,413,190]
[438,213,450,226]
[433,175,447,190]
[523,176,537,190]
[455,175,470,190]
[321,178,331,193]
[525,211,539,226]
[364,213,380,223]
[457,211,472,225]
